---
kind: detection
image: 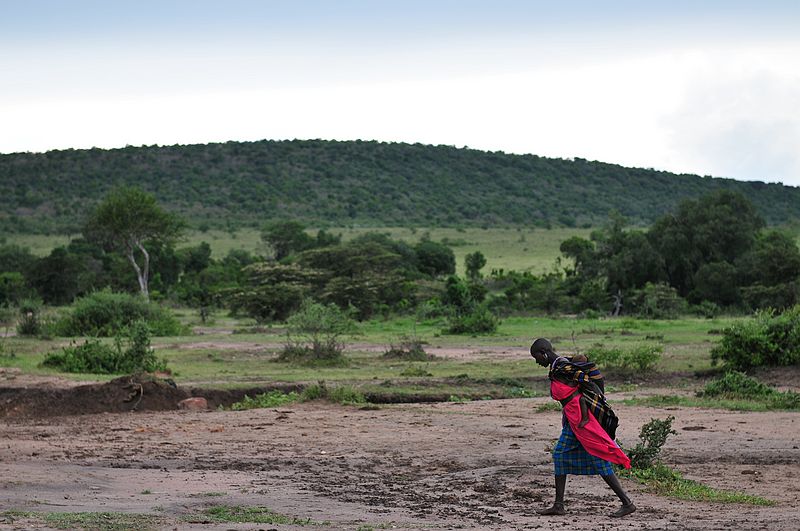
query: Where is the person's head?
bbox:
[530,337,555,367]
[572,353,588,363]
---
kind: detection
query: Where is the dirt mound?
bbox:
[0,375,302,418]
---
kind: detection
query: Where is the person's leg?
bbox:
[537,475,567,515]
[601,473,636,517]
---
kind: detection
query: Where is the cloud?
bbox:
[664,49,800,185]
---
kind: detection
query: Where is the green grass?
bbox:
[9,226,590,275]
[230,390,301,410]
[191,505,322,526]
[0,313,738,389]
[620,463,774,506]
[0,511,167,531]
[623,394,800,412]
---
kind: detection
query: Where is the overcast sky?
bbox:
[2,1,799,185]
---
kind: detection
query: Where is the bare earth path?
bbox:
[1,396,798,530]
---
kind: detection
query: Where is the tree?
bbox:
[261,221,314,260]
[415,240,455,277]
[84,187,183,301]
[465,251,487,281]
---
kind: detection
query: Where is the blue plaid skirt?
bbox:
[553,425,613,476]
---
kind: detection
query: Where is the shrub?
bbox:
[279,301,357,363]
[16,298,42,336]
[399,365,432,377]
[630,283,687,319]
[699,371,800,409]
[711,306,800,370]
[700,371,774,399]
[383,336,429,361]
[584,343,663,372]
[445,305,499,335]
[627,416,677,469]
[53,290,185,337]
[300,381,366,404]
[230,390,300,410]
[42,321,167,374]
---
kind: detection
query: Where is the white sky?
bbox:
[2,1,799,185]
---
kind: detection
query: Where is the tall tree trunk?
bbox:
[126,241,150,301]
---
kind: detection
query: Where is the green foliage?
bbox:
[201,505,315,525]
[42,321,167,374]
[383,336,429,361]
[399,364,433,377]
[620,462,773,505]
[261,221,315,260]
[700,371,800,409]
[230,390,300,410]
[701,371,774,399]
[464,251,487,281]
[629,282,687,319]
[627,415,677,469]
[53,290,185,337]
[280,301,357,362]
[4,140,800,235]
[0,272,33,306]
[415,240,455,277]
[84,186,183,299]
[445,304,499,335]
[584,343,662,371]
[649,190,764,297]
[711,306,800,370]
[228,263,320,322]
[299,381,366,404]
[15,298,42,336]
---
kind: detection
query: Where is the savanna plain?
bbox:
[1,228,798,530]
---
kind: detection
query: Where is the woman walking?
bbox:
[530,338,636,518]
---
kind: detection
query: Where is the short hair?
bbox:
[530,337,554,357]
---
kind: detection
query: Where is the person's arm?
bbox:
[578,395,590,428]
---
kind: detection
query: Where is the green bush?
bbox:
[299,381,366,404]
[700,371,800,409]
[585,343,663,371]
[627,416,677,469]
[53,290,185,337]
[711,306,800,370]
[230,390,300,410]
[701,371,774,399]
[16,298,42,336]
[42,321,167,374]
[383,336,429,361]
[279,300,357,363]
[445,305,499,335]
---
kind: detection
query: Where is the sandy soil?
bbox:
[1,393,798,530]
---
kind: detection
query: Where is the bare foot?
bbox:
[610,503,636,518]
[537,503,565,516]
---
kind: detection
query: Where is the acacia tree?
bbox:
[84,187,183,301]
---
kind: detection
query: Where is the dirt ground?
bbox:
[1,374,799,531]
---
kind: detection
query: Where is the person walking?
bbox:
[530,338,636,518]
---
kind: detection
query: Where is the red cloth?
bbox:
[550,379,631,469]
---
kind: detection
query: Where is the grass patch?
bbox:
[535,401,562,412]
[230,390,301,410]
[619,463,773,506]
[624,372,800,411]
[0,511,168,531]
[194,505,320,525]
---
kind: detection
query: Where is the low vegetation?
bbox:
[53,290,185,337]
[41,321,167,374]
[712,307,800,370]
[583,343,663,372]
[228,382,367,410]
[619,416,773,505]
[193,505,319,526]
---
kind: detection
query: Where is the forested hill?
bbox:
[2,139,798,233]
